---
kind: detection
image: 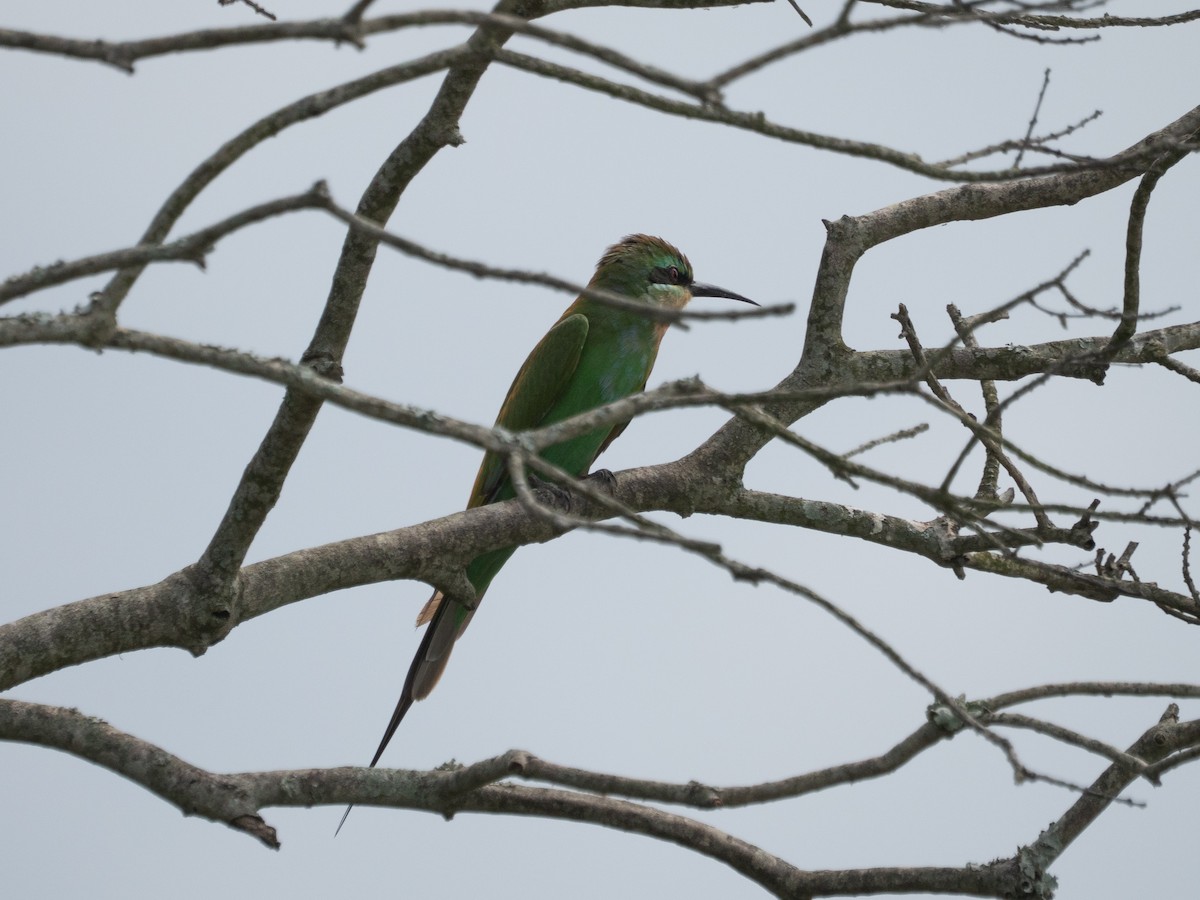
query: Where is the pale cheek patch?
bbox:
[649,284,692,311]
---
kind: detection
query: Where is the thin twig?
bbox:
[892,304,1053,529]
[1013,68,1051,169]
[218,0,277,22]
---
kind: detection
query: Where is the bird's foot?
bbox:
[527,470,617,514]
[585,469,618,493]
[527,472,574,511]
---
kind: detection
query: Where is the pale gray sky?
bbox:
[3,2,1198,898]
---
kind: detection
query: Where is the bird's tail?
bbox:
[335,590,470,834]
[415,591,440,626]
[410,590,473,699]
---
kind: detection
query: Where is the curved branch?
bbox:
[319,197,795,324]
[417,725,950,809]
[0,4,759,79]
[988,711,1154,778]
[495,50,1199,184]
[860,2,1200,31]
[0,184,330,306]
[686,105,1200,479]
[0,699,279,847]
[1039,708,1200,867]
[0,185,791,322]
[82,44,465,330]
[9,693,1192,897]
[187,1,534,602]
[1101,144,1196,360]
[0,695,980,895]
[988,681,1200,709]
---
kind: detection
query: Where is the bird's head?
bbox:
[590,234,756,312]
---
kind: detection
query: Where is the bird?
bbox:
[339,235,754,830]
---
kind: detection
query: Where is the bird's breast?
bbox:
[594,325,660,400]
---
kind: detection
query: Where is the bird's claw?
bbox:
[528,472,574,510]
[585,469,618,493]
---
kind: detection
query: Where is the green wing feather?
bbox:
[468,312,590,508]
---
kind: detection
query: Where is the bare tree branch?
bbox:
[4,3,1199,894]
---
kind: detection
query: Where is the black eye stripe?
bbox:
[651,265,691,285]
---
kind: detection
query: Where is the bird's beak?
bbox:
[690,282,758,307]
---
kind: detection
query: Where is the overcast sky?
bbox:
[3,2,1199,898]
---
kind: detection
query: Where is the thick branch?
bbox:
[0,698,279,848]
[189,2,533,600]
[688,105,1200,478]
[1039,708,1200,866]
[0,697,1117,897]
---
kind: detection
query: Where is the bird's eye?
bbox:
[651,264,689,286]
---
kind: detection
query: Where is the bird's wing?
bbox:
[467,311,590,508]
[413,312,590,629]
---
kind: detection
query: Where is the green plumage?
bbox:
[362,234,753,767]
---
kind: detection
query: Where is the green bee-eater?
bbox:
[363,234,754,767]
